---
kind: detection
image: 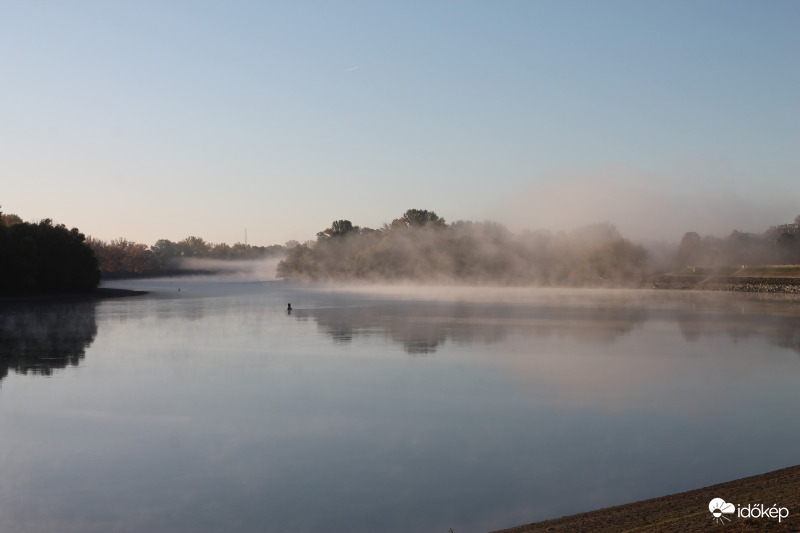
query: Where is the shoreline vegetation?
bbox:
[491,464,800,533]
[3,207,800,295]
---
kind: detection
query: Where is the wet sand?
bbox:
[492,465,800,532]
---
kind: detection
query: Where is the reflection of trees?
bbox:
[0,300,98,381]
[670,294,800,354]
[297,301,648,354]
[296,291,799,356]
[678,314,800,355]
[299,306,449,355]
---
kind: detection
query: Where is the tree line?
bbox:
[1,207,287,292]
[278,209,800,285]
[88,236,285,277]
[677,215,800,268]
[4,204,797,293]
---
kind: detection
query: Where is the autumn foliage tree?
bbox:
[89,238,158,275]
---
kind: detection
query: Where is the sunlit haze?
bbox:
[2,1,798,246]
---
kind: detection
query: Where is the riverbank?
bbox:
[653,275,800,294]
[492,465,800,532]
[0,287,147,303]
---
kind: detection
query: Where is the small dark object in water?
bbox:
[287,303,292,314]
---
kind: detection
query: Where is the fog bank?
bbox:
[176,257,283,281]
[498,170,797,241]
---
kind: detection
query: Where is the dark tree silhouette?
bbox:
[396,209,446,229]
[317,220,358,240]
[0,219,100,295]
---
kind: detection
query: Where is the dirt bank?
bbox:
[492,465,800,532]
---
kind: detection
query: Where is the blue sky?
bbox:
[2,1,798,246]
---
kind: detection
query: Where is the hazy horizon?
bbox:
[2,2,797,246]
[5,201,795,251]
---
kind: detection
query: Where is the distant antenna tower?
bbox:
[245,228,247,246]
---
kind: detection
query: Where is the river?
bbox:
[1,280,798,533]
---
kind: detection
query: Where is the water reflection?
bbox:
[676,312,800,354]
[0,300,98,381]
[301,298,658,354]
[296,292,800,356]
[299,305,452,354]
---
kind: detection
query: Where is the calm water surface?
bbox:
[1,281,799,533]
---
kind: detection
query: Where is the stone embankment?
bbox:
[652,276,800,294]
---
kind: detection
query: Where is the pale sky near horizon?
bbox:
[2,1,798,247]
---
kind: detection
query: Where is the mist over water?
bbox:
[173,256,283,281]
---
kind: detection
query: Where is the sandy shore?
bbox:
[492,465,800,532]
